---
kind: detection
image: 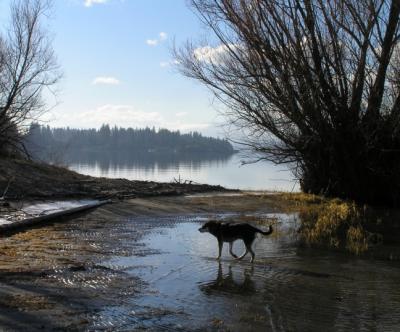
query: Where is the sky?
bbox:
[0,0,225,137]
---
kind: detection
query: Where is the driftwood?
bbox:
[0,199,112,233]
[173,175,196,185]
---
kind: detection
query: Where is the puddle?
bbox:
[0,209,399,331]
[102,214,400,331]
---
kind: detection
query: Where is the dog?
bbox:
[199,220,273,263]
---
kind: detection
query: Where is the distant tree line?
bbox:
[26,124,235,160]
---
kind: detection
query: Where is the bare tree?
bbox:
[175,0,400,205]
[0,0,60,156]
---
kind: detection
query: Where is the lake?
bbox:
[66,152,298,191]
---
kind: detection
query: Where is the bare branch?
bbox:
[176,0,400,205]
[0,0,60,156]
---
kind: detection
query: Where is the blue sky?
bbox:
[1,0,225,136]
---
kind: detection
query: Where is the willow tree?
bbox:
[0,0,60,156]
[176,0,400,205]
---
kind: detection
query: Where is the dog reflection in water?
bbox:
[200,262,256,295]
[199,220,273,263]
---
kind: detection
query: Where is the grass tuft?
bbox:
[280,193,373,254]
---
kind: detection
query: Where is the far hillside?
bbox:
[26,124,236,162]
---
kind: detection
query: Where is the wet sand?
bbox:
[0,194,399,331]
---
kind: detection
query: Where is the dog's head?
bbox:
[199,220,219,233]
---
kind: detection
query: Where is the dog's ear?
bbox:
[199,223,209,232]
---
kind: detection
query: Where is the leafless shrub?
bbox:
[0,0,60,156]
[176,0,400,205]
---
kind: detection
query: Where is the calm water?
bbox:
[1,206,399,331]
[67,152,298,191]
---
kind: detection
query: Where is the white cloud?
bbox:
[146,32,168,47]
[50,104,210,132]
[84,0,108,7]
[194,44,237,64]
[92,76,120,85]
[159,59,180,68]
[74,104,163,128]
[146,39,158,46]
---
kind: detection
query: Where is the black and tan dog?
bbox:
[199,220,273,263]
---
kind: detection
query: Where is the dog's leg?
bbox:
[229,242,238,258]
[246,242,255,263]
[217,262,223,280]
[236,248,248,260]
[216,239,223,260]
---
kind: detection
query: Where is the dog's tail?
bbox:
[257,225,273,236]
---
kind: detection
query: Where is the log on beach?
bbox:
[0,199,112,233]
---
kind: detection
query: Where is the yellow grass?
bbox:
[278,193,372,254]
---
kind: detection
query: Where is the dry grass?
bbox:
[278,193,374,254]
[4,294,55,310]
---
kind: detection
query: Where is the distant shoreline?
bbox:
[0,157,234,202]
[26,124,236,161]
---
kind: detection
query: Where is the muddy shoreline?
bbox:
[0,194,284,331]
[0,158,233,202]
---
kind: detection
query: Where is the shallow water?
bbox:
[104,215,400,331]
[0,210,399,331]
